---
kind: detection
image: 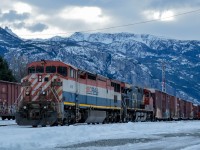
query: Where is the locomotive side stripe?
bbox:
[20,74,33,101]
[63,81,121,101]
[67,78,117,93]
[38,75,58,101]
[31,77,45,95]
[62,91,121,108]
[64,102,121,110]
[30,74,38,88]
[32,75,58,101]
[31,75,48,101]
[32,94,39,101]
[41,75,57,92]
[58,86,63,101]
[32,74,51,95]
[29,74,37,88]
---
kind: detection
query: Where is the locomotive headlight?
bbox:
[44,106,47,109]
[42,91,46,95]
[25,91,30,96]
[23,106,27,109]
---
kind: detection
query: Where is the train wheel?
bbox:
[63,118,69,126]
[32,125,38,128]
[50,121,58,127]
[2,116,5,120]
[102,118,107,124]
[42,125,46,127]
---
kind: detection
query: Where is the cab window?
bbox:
[70,68,75,78]
[46,66,56,73]
[36,66,44,73]
[111,82,120,92]
[28,66,35,74]
[88,73,96,80]
[57,66,67,76]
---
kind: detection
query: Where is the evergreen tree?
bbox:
[0,56,16,82]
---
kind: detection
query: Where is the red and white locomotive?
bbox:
[15,60,200,127]
[16,60,153,127]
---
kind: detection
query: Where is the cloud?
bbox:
[13,22,26,29]
[13,2,32,13]
[0,10,30,21]
[26,23,48,32]
[144,10,175,21]
[4,21,48,32]
[148,0,200,9]
[60,6,109,23]
[1,0,199,40]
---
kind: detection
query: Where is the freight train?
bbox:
[15,60,200,127]
[0,80,21,120]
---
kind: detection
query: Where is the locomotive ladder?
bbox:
[121,95,128,122]
[75,73,80,123]
[50,87,62,119]
[75,99,80,123]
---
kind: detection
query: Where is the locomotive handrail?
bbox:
[14,88,24,106]
[49,86,62,115]
[50,87,60,102]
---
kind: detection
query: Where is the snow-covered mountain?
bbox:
[0,27,199,103]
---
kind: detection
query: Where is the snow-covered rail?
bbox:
[0,120,17,127]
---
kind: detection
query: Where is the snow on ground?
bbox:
[0,120,200,150]
[0,120,16,126]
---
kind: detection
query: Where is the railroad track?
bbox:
[0,124,17,127]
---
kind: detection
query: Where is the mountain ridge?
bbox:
[0,27,199,103]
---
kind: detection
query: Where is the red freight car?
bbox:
[170,96,179,120]
[165,94,170,119]
[149,89,170,120]
[193,105,198,119]
[150,89,162,120]
[0,80,21,120]
[179,99,188,120]
[179,99,184,119]
[186,101,193,119]
[198,106,200,119]
[177,98,181,119]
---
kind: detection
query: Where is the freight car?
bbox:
[15,60,200,127]
[0,80,21,120]
[148,89,197,121]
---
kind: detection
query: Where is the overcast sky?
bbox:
[0,0,200,40]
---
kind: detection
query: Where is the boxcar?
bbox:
[170,96,179,120]
[193,104,198,119]
[198,106,200,119]
[149,89,169,120]
[150,89,162,120]
[186,101,193,119]
[0,80,21,120]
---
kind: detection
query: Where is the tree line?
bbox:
[0,56,16,82]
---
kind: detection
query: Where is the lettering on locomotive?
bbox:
[86,86,98,95]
